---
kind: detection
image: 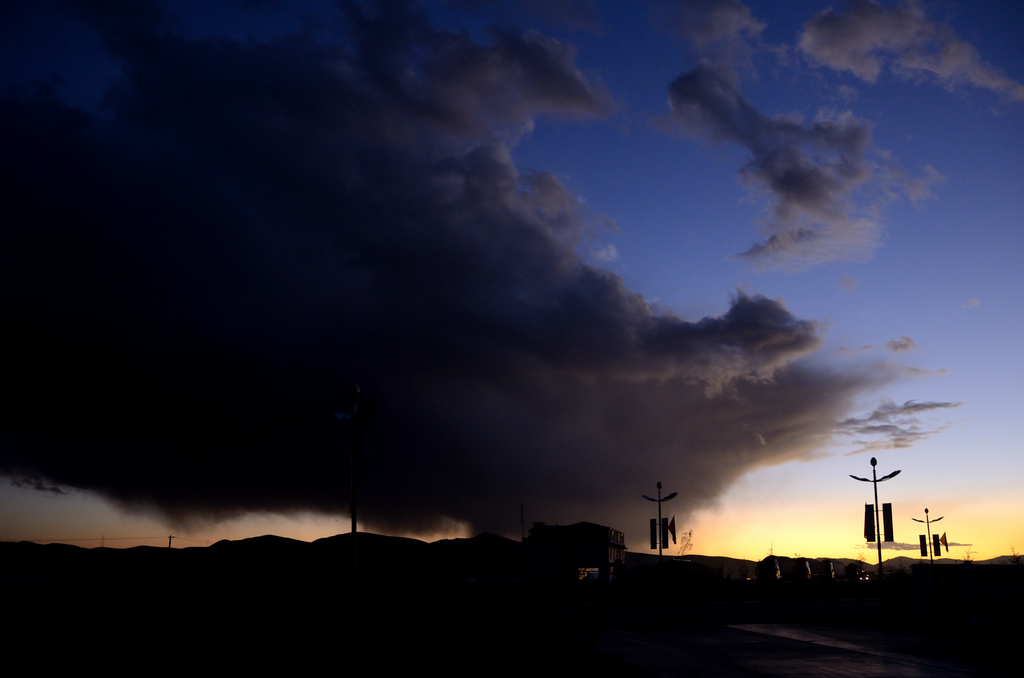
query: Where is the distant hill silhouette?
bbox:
[4,535,1012,583]
[5,533,1020,674]
[1,531,525,585]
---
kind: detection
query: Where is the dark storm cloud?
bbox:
[343,11,614,139]
[799,0,1024,101]
[837,398,961,454]
[10,477,65,495]
[2,0,904,535]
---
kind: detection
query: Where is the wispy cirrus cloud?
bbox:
[662,64,927,270]
[838,398,961,454]
[591,243,619,262]
[879,542,925,551]
[799,0,1024,101]
[885,336,918,353]
[870,541,969,551]
[658,0,765,70]
[658,1,933,270]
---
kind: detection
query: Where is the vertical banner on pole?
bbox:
[864,504,875,542]
[919,535,928,557]
[882,503,894,542]
[661,517,669,549]
[933,534,942,558]
[650,519,657,549]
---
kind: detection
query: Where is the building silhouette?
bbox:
[523,521,626,583]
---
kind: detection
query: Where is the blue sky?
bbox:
[463,0,1024,559]
[1,0,1021,560]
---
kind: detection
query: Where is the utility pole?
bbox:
[520,502,525,542]
[349,383,360,536]
[168,535,175,549]
[850,457,900,582]
[336,383,365,578]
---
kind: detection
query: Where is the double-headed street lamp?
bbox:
[643,481,677,568]
[912,508,945,566]
[850,457,901,582]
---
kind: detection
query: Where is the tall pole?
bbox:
[872,460,882,581]
[520,502,525,542]
[657,482,663,565]
[913,508,943,617]
[336,382,362,578]
[924,509,935,616]
[925,509,934,565]
[642,482,677,575]
[350,383,359,578]
[350,393,357,537]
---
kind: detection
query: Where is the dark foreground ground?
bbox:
[8,581,1011,675]
[596,606,1007,677]
[3,537,1016,675]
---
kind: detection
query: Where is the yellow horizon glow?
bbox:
[3,467,1020,560]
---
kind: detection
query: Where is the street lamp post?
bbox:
[850,457,901,582]
[912,508,944,566]
[643,482,677,569]
[912,507,944,617]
